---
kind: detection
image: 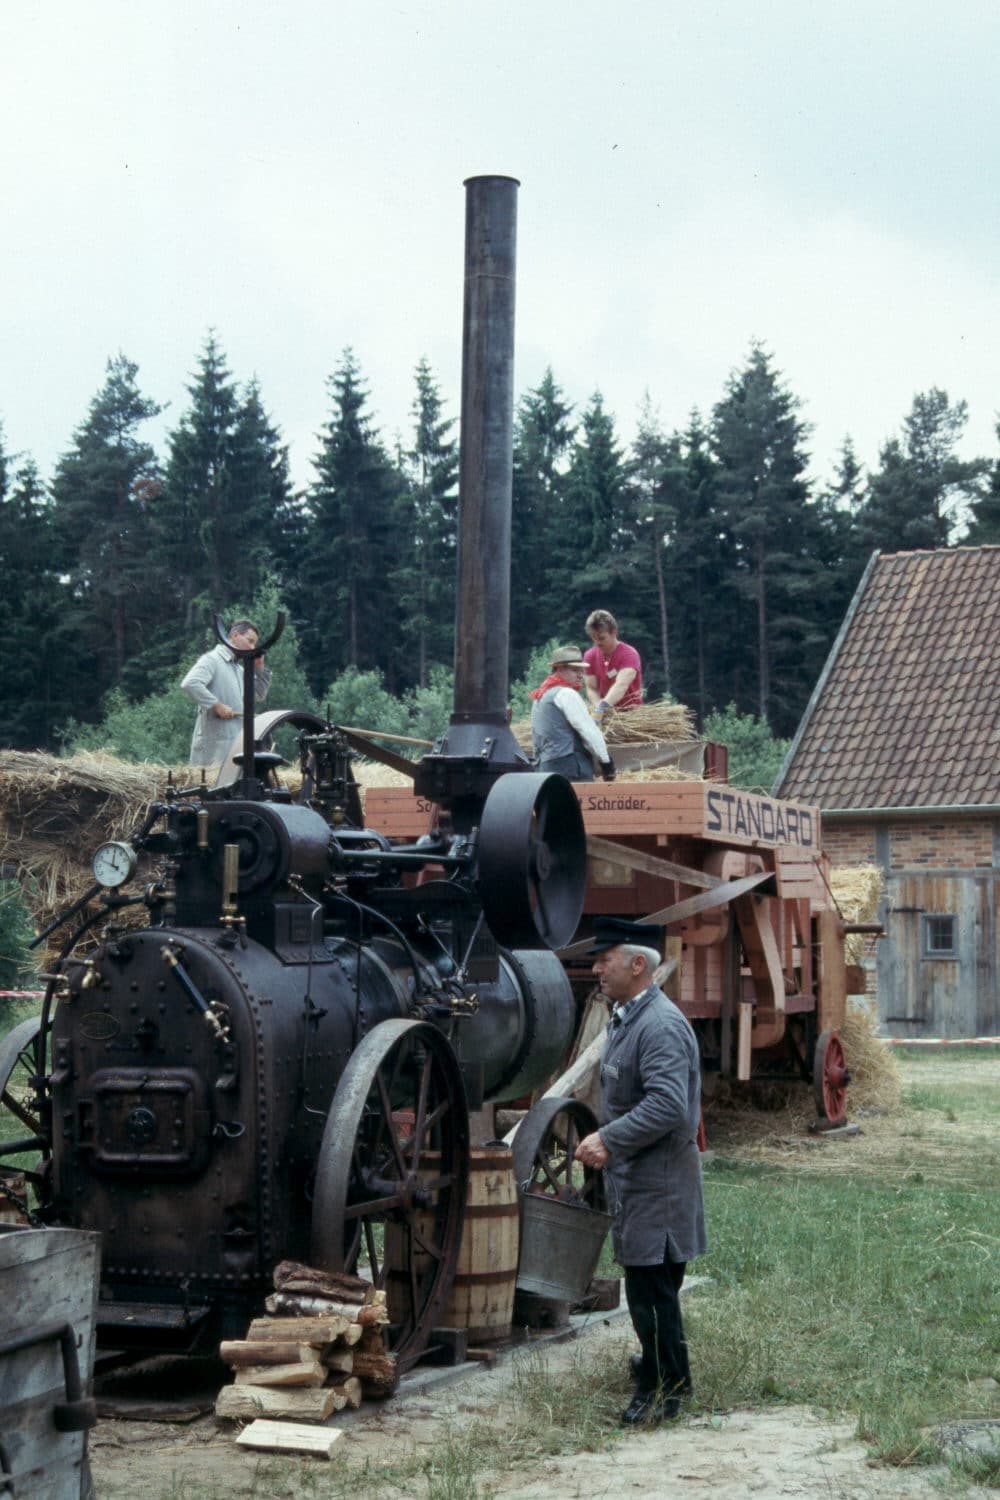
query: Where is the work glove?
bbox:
[601,757,616,782]
[594,699,610,717]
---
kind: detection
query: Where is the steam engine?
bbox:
[41,723,584,1364]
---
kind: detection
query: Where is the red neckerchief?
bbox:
[530,672,582,700]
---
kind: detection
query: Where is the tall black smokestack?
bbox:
[414,175,531,824]
[453,174,518,719]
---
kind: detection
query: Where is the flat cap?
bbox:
[584,917,662,956]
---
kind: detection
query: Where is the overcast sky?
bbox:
[2,1,998,496]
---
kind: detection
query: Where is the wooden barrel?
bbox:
[386,1146,519,1342]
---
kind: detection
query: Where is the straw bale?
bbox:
[511,698,697,755]
[617,764,701,783]
[829,864,883,964]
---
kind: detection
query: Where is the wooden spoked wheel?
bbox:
[0,1016,49,1202]
[813,1028,850,1124]
[309,1019,469,1372]
[511,1095,606,1211]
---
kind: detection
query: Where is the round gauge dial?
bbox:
[92,840,137,888]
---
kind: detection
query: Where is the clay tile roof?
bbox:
[774,547,1000,810]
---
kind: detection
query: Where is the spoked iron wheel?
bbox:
[512,1095,606,1211]
[0,1016,49,1206]
[813,1028,850,1124]
[477,773,586,949]
[310,1019,469,1372]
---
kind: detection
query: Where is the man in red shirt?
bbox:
[583,610,643,716]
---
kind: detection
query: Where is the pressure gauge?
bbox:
[92,840,137,888]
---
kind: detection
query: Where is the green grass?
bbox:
[692,1158,999,1472]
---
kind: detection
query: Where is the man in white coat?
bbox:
[180,620,272,766]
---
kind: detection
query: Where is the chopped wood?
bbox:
[233,1357,326,1388]
[321,1348,355,1375]
[273,1260,375,1304]
[325,1374,362,1409]
[215,1385,338,1423]
[220,1340,319,1368]
[235,1420,344,1458]
[350,1346,398,1398]
[246,1315,353,1345]
[265,1293,388,1324]
[339,1322,363,1346]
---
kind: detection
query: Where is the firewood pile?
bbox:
[215,1260,397,1456]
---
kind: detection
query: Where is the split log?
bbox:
[321,1348,355,1375]
[325,1374,362,1409]
[273,1261,375,1304]
[220,1340,318,1368]
[265,1293,388,1324]
[236,1420,343,1458]
[234,1357,325,1389]
[246,1315,354,1345]
[215,1385,339,1422]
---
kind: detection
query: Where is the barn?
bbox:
[774,546,1000,1040]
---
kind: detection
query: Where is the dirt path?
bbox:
[90,1316,991,1500]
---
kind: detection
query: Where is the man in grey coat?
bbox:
[180,620,272,766]
[575,917,706,1425]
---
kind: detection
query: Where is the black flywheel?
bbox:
[477,773,586,950]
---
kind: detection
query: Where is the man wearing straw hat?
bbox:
[575,917,706,1426]
[583,609,643,716]
[529,645,616,781]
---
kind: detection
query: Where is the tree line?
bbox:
[1,334,996,753]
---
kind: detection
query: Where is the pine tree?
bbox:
[156,337,288,647]
[663,412,734,722]
[293,350,402,693]
[552,391,629,627]
[966,417,1000,542]
[857,388,986,552]
[625,397,679,696]
[391,359,458,686]
[50,355,163,708]
[0,437,79,747]
[710,344,822,732]
[510,369,576,667]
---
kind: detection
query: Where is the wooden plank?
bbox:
[236,1420,344,1458]
[737,1002,753,1080]
[816,905,847,1032]
[584,835,721,890]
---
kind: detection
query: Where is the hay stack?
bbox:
[841,1000,901,1112]
[0,748,415,955]
[0,750,181,939]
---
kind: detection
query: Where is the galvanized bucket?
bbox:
[515,1192,612,1303]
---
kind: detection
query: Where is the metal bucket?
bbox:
[515,1192,612,1303]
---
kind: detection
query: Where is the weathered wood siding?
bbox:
[877,872,999,1037]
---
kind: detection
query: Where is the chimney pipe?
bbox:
[452,174,519,720]
[414,175,530,820]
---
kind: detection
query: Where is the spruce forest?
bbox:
[1,335,995,760]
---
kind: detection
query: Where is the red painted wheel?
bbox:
[813,1029,850,1123]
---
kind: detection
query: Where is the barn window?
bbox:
[922,914,956,958]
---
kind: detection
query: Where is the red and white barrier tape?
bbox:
[885,1036,1000,1046]
[0,991,46,1000]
